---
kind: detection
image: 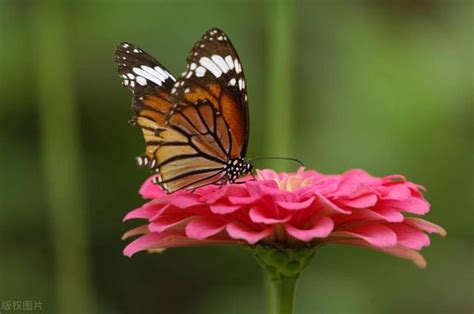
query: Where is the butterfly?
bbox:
[115,28,252,193]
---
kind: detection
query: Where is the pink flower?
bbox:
[123,168,446,268]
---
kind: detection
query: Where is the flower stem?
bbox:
[252,245,316,314]
[268,275,298,314]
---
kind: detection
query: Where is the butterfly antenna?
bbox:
[249,157,305,168]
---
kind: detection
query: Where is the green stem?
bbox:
[269,275,298,314]
[252,245,316,314]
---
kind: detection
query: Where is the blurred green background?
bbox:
[1,0,472,313]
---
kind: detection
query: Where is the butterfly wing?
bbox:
[115,42,180,167]
[115,29,250,193]
[153,28,250,192]
[115,42,176,95]
[171,28,249,158]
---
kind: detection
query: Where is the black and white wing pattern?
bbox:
[115,42,176,95]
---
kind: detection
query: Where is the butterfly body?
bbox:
[115,29,252,193]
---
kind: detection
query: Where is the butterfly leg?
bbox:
[216,176,230,189]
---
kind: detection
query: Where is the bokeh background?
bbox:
[1,0,472,313]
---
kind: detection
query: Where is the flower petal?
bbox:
[340,194,378,208]
[381,197,429,215]
[123,203,160,221]
[382,174,406,183]
[185,217,227,240]
[124,233,171,257]
[256,169,279,180]
[249,206,291,224]
[148,214,192,233]
[388,223,430,250]
[384,185,411,201]
[122,225,149,240]
[156,194,203,208]
[380,245,427,268]
[329,238,427,268]
[333,224,398,248]
[314,193,351,214]
[333,174,374,198]
[228,195,260,205]
[124,232,238,257]
[347,207,404,223]
[405,218,447,237]
[210,202,242,214]
[373,207,404,222]
[276,196,316,211]
[285,217,334,241]
[226,222,273,245]
[139,176,168,199]
[201,184,249,203]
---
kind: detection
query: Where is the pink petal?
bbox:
[388,223,430,250]
[374,207,404,222]
[382,174,406,183]
[258,181,290,196]
[350,208,404,223]
[124,232,238,257]
[276,196,316,211]
[151,236,238,249]
[124,232,171,257]
[340,194,378,208]
[148,214,192,233]
[380,245,427,268]
[226,222,273,245]
[333,224,397,248]
[201,184,249,203]
[256,169,279,180]
[185,217,227,240]
[314,193,351,214]
[328,238,427,268]
[249,206,291,224]
[139,176,168,199]
[285,217,334,242]
[210,202,243,214]
[405,218,447,237]
[157,194,203,208]
[123,203,160,221]
[228,195,260,205]
[122,225,149,240]
[383,185,411,201]
[148,204,171,221]
[333,174,372,198]
[381,197,429,215]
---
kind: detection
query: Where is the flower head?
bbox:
[123,168,446,268]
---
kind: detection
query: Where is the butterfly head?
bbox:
[225,158,253,183]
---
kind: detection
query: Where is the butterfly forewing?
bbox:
[115,42,176,95]
[170,28,249,158]
[116,42,179,167]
